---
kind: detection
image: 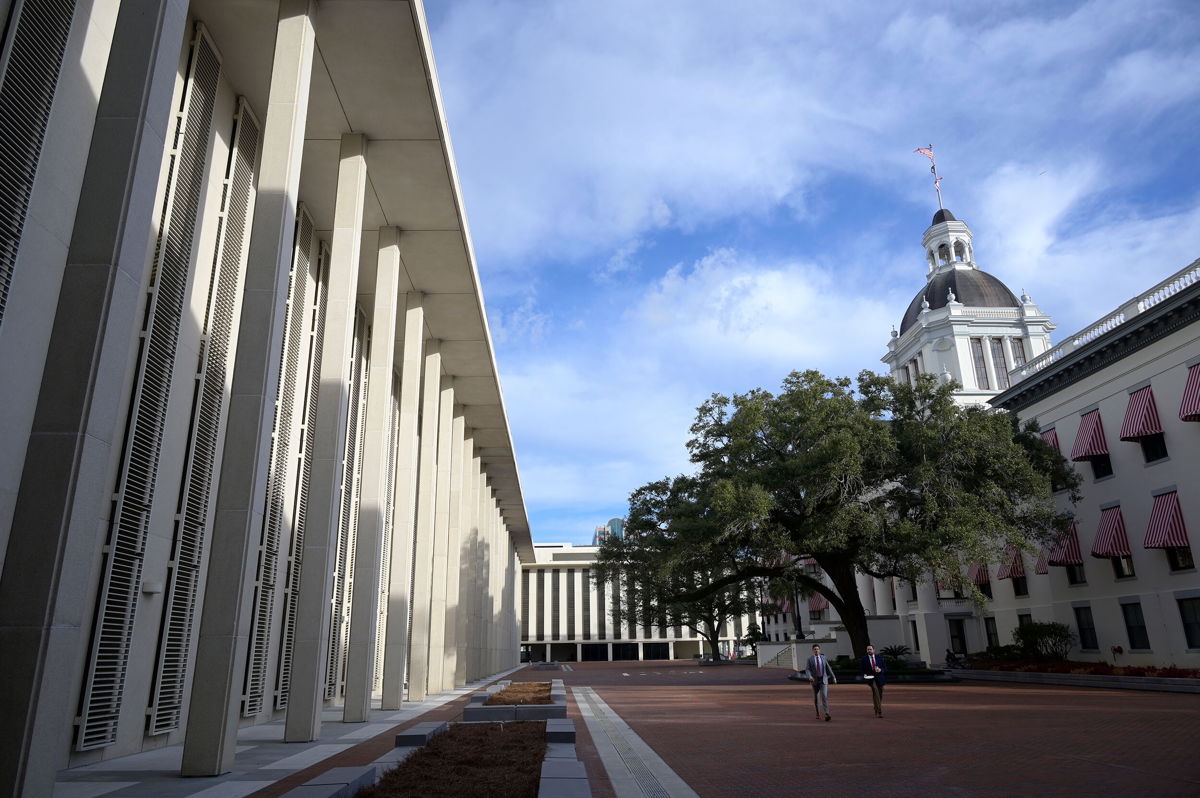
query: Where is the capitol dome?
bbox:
[899,268,1020,334]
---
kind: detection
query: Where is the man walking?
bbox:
[861,644,887,717]
[805,644,836,721]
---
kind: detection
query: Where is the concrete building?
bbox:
[0,2,529,795]
[520,543,755,662]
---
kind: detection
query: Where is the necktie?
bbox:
[817,656,823,677]
[870,655,875,668]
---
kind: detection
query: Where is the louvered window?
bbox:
[520,569,530,639]
[274,227,327,710]
[580,568,590,641]
[0,0,77,328]
[76,26,220,751]
[326,309,370,700]
[148,98,260,734]
[372,374,401,691]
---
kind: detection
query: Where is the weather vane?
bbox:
[914,145,943,210]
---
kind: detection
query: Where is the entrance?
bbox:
[581,644,608,662]
[611,643,639,661]
[642,642,668,660]
[947,618,967,654]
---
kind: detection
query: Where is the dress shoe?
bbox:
[824,715,831,722]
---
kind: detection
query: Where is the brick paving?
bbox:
[507,660,1200,798]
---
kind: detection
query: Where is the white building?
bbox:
[520,543,756,662]
[0,3,529,795]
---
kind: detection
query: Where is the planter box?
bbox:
[954,669,1200,693]
[464,679,568,721]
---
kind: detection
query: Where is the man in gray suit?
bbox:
[805,644,836,721]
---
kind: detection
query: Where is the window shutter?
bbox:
[77,25,220,751]
[274,233,327,710]
[148,97,260,735]
[0,0,77,327]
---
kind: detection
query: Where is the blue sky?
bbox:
[422,0,1200,545]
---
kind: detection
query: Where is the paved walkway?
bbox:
[54,660,1200,798]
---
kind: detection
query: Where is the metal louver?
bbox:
[76,25,220,751]
[326,311,370,700]
[242,204,313,717]
[145,97,261,735]
[275,234,328,710]
[0,0,77,328]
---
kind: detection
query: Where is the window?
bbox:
[1017,612,1033,628]
[1012,575,1029,597]
[1139,432,1169,463]
[1167,547,1195,571]
[1111,555,1136,579]
[1180,598,1200,648]
[970,338,990,390]
[984,616,999,649]
[1074,606,1098,650]
[908,581,918,602]
[1090,454,1114,480]
[979,581,993,600]
[1121,602,1151,650]
[947,618,967,654]
[1066,564,1087,585]
[1010,338,1027,368]
[909,620,920,651]
[990,338,1010,389]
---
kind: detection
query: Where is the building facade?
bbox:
[520,544,756,662]
[0,3,529,795]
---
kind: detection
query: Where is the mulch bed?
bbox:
[486,681,552,705]
[358,721,546,798]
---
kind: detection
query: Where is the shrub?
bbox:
[1011,621,1076,660]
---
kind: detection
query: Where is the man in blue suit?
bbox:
[804,644,836,721]
[861,644,888,717]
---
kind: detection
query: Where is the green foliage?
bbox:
[1011,621,1077,660]
[739,622,764,655]
[598,369,1077,657]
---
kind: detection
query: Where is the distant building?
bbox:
[591,516,625,545]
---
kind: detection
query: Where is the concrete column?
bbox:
[0,2,190,792]
[441,417,466,688]
[425,377,455,694]
[380,294,423,709]
[607,643,613,661]
[183,0,317,773]
[491,506,503,672]
[284,132,367,742]
[452,438,475,686]
[473,473,488,677]
[342,227,401,722]
[857,572,877,615]
[406,342,442,701]
[668,641,675,659]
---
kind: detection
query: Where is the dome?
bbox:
[898,269,1019,334]
[931,208,957,225]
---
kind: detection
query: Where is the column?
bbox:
[452,437,475,686]
[441,416,466,688]
[406,342,442,701]
[857,572,877,615]
[284,132,367,742]
[380,294,423,709]
[341,227,401,722]
[0,2,191,792]
[184,0,317,772]
[425,378,455,694]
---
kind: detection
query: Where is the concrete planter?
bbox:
[954,669,1200,693]
[463,679,568,722]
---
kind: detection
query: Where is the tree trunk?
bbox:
[822,559,870,657]
[703,620,724,664]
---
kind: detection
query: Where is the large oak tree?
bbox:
[597,370,1078,658]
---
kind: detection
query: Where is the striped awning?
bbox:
[1070,410,1109,461]
[807,593,829,610]
[1091,506,1131,558]
[967,563,991,585]
[1047,523,1084,566]
[1040,427,1060,452]
[1034,551,1049,575]
[1182,364,1200,422]
[1119,387,1163,441]
[995,546,1025,580]
[1144,491,1190,549]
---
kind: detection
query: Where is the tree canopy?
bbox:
[597,369,1078,657]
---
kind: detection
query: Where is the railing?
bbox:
[1014,260,1200,381]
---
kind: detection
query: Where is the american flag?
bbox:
[915,146,935,161]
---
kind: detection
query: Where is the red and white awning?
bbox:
[1040,427,1060,452]
[1144,491,1190,549]
[807,594,829,610]
[967,563,991,585]
[1047,523,1084,566]
[1091,506,1131,558]
[1119,386,1163,441]
[1034,551,1049,575]
[1070,410,1109,461]
[995,546,1026,580]
[1181,364,1200,422]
